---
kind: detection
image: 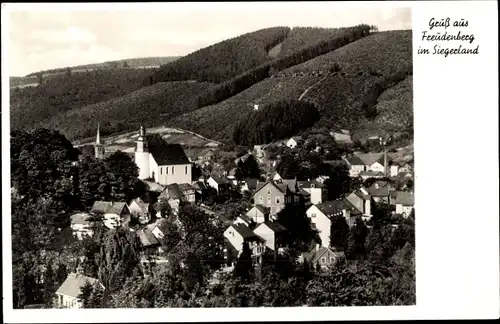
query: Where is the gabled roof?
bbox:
[129,198,150,213]
[315,201,345,217]
[70,212,92,225]
[258,221,287,233]
[192,181,208,190]
[248,204,269,215]
[56,273,100,298]
[355,152,385,166]
[353,189,371,201]
[178,183,195,192]
[91,201,128,215]
[137,228,161,247]
[149,143,190,166]
[163,183,184,200]
[254,180,290,196]
[245,178,259,190]
[395,191,415,206]
[289,136,303,142]
[343,155,364,166]
[210,175,230,185]
[231,223,258,240]
[302,246,345,264]
[367,186,393,197]
[359,170,385,177]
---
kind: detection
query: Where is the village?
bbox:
[55,124,415,308]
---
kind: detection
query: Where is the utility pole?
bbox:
[379,134,391,177]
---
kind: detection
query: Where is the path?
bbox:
[297,74,330,101]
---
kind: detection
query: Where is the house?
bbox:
[69,212,93,240]
[196,148,216,164]
[55,268,103,309]
[331,131,353,145]
[315,175,329,184]
[342,155,365,177]
[389,163,400,177]
[146,217,169,240]
[394,191,415,217]
[359,170,385,181]
[233,214,255,228]
[271,172,283,181]
[223,223,263,265]
[355,153,388,173]
[299,244,345,270]
[239,178,259,193]
[306,200,362,248]
[134,125,192,186]
[159,183,186,215]
[246,205,269,224]
[137,227,163,256]
[345,187,372,220]
[192,180,210,200]
[207,175,232,196]
[285,136,303,149]
[253,180,296,216]
[178,183,196,203]
[367,180,396,203]
[297,180,327,205]
[90,201,130,229]
[128,198,151,224]
[253,221,287,252]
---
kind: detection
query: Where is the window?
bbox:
[276,197,280,204]
[259,197,263,203]
[311,223,316,229]
[160,167,162,175]
[311,213,316,218]
[267,189,271,195]
[185,166,188,174]
[172,166,175,174]
[166,167,168,174]
[321,257,326,264]
[267,197,271,204]
[330,257,335,263]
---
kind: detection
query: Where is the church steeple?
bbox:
[95,123,105,159]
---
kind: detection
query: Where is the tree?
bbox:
[77,281,94,308]
[123,61,130,68]
[233,243,254,283]
[276,154,299,179]
[235,155,261,180]
[346,219,368,260]
[103,150,143,202]
[329,215,349,250]
[324,162,351,200]
[43,259,56,306]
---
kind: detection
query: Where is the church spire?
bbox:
[96,122,101,145]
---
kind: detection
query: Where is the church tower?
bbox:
[94,123,105,159]
[135,125,150,180]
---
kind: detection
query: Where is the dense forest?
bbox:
[232,99,320,146]
[10,68,156,133]
[152,27,291,84]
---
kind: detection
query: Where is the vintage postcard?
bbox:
[2,1,498,322]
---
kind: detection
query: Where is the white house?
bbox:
[298,180,327,205]
[134,125,192,186]
[207,175,232,195]
[299,244,345,269]
[70,213,93,240]
[253,221,287,252]
[285,136,303,149]
[55,268,103,309]
[394,191,415,217]
[342,155,365,177]
[128,198,151,224]
[306,200,362,248]
[246,205,269,224]
[345,187,372,220]
[90,201,130,229]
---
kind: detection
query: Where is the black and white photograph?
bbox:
[2,1,498,321]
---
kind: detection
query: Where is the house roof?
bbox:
[395,191,415,206]
[342,198,363,216]
[302,246,345,264]
[248,204,269,215]
[359,170,385,177]
[70,213,91,225]
[56,273,100,298]
[178,183,195,192]
[162,183,184,200]
[355,152,385,166]
[259,221,287,233]
[137,228,161,247]
[353,189,371,201]
[315,201,345,217]
[236,214,253,225]
[343,155,364,166]
[146,217,168,232]
[129,198,149,213]
[290,136,303,142]
[281,179,297,193]
[91,201,128,215]
[210,175,230,185]
[149,143,190,166]
[192,181,208,190]
[298,180,325,189]
[255,180,290,196]
[231,223,257,239]
[245,178,259,190]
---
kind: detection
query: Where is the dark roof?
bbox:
[149,143,190,166]
[91,201,128,215]
[359,170,384,177]
[260,221,287,232]
[298,180,325,189]
[137,228,160,247]
[231,223,257,239]
[395,191,414,206]
[343,155,364,166]
[367,186,393,197]
[353,189,371,200]
[302,246,345,264]
[281,179,297,192]
[342,198,362,216]
[210,175,230,185]
[315,200,345,217]
[192,181,208,190]
[178,183,195,192]
[56,273,100,298]
[245,178,259,190]
[254,205,269,214]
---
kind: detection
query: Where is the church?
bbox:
[94,125,192,186]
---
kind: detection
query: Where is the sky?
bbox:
[5,2,412,77]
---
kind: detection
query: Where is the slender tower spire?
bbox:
[95,123,105,159]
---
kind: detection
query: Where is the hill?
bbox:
[36,81,214,141]
[152,27,291,83]
[169,30,412,142]
[25,56,179,77]
[10,68,156,132]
